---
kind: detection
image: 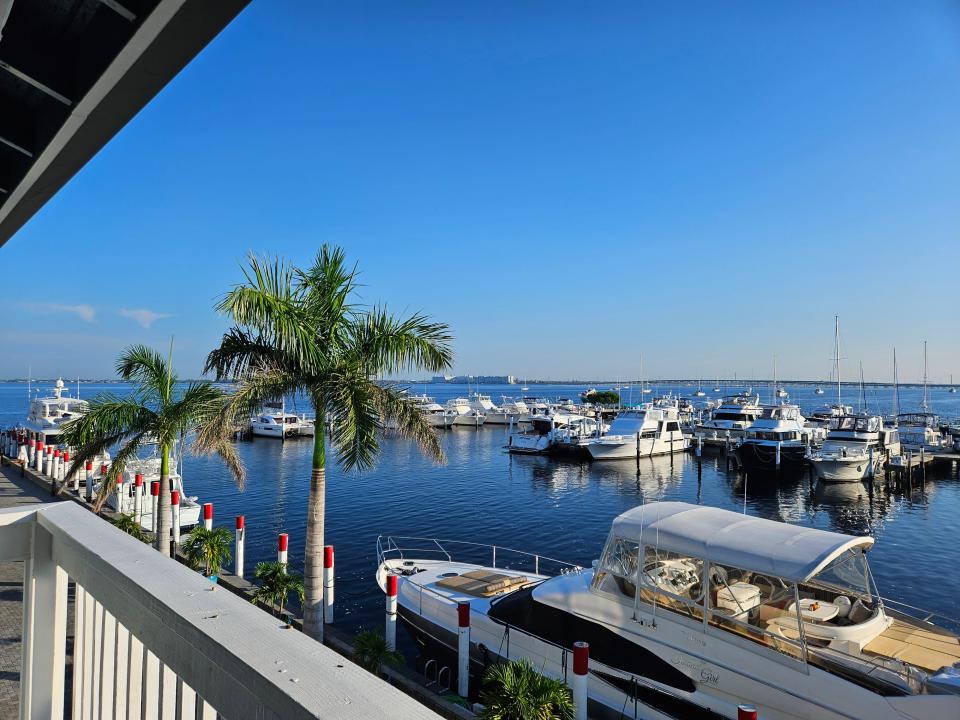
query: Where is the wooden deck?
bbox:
[864,620,960,672]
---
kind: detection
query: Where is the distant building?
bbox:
[430,375,516,384]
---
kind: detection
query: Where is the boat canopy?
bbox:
[611,502,874,583]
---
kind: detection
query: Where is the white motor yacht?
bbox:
[587,401,688,460]
[507,411,601,455]
[808,415,901,482]
[467,393,506,423]
[895,413,949,452]
[21,378,89,447]
[377,502,960,720]
[693,395,762,444]
[96,451,201,531]
[445,398,486,427]
[250,411,303,438]
[735,404,824,474]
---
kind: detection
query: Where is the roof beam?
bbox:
[98,0,137,22]
[0,59,72,106]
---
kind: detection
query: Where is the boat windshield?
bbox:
[806,547,874,600]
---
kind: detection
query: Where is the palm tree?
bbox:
[478,659,574,720]
[251,561,305,621]
[353,629,404,675]
[181,525,233,577]
[200,246,453,640]
[61,344,243,557]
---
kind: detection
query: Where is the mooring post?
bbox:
[115,471,124,514]
[457,602,471,697]
[134,474,143,523]
[277,532,288,567]
[171,490,181,552]
[235,516,245,578]
[572,641,589,720]
[738,705,758,720]
[323,545,335,624]
[385,574,398,650]
[150,481,159,532]
[84,462,93,502]
[202,502,213,531]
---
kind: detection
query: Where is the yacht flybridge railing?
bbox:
[376,534,582,577]
[3,503,439,720]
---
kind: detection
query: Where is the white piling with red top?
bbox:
[65,451,76,490]
[235,516,245,578]
[85,462,93,502]
[134,473,143,523]
[277,533,288,567]
[150,481,159,532]
[52,449,60,480]
[171,491,181,549]
[115,471,124,513]
[323,545,335,624]
[738,705,758,720]
[457,602,470,697]
[202,502,213,531]
[385,574,398,650]
[572,641,589,720]
[34,441,42,471]
[28,438,35,465]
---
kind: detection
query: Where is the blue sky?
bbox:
[2,1,959,382]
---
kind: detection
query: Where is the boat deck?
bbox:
[863,620,960,673]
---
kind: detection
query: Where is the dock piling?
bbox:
[323,545,334,624]
[150,481,159,532]
[235,516,245,578]
[385,574,398,650]
[171,491,181,551]
[571,641,589,720]
[277,532,288,567]
[134,474,143,524]
[457,602,470,698]
[738,705,758,720]
[202,503,213,531]
[85,462,93,502]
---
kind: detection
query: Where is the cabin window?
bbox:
[706,562,804,662]
[665,422,680,432]
[638,547,705,621]
[592,537,640,599]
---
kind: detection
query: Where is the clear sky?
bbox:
[2,1,959,382]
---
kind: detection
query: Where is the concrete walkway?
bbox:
[0,461,62,717]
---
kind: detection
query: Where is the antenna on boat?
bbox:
[27,365,31,399]
[892,348,900,422]
[834,315,842,410]
[920,340,929,411]
[859,361,866,413]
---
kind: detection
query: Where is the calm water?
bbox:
[3,381,959,635]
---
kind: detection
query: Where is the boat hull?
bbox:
[809,454,884,482]
[734,442,807,474]
[451,414,485,427]
[587,434,688,460]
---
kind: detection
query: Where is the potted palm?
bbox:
[478,659,575,720]
[201,245,453,641]
[251,561,305,627]
[181,525,233,582]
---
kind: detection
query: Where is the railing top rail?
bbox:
[376,533,582,570]
[30,503,440,720]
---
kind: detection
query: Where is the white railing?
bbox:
[2,502,439,720]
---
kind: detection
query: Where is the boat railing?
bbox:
[376,534,582,577]
[880,596,960,633]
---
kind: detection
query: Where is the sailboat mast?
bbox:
[921,341,928,411]
[834,315,841,408]
[893,348,900,419]
[859,361,865,413]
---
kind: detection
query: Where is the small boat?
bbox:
[506,411,601,455]
[693,394,763,443]
[808,415,901,482]
[250,411,303,438]
[586,400,688,460]
[734,404,822,474]
[444,398,486,427]
[377,502,960,720]
[815,387,825,395]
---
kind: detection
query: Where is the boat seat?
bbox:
[435,571,529,597]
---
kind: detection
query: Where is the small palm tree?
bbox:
[353,629,404,675]
[479,659,575,720]
[111,512,149,543]
[251,561,305,621]
[201,246,453,641]
[181,526,232,577]
[61,344,243,557]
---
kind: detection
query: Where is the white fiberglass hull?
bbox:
[483,411,516,425]
[250,424,295,438]
[588,434,688,460]
[451,413,485,427]
[377,559,958,720]
[809,454,884,483]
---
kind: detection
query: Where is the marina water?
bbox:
[2,381,958,637]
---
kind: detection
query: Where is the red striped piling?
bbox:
[150,481,160,532]
[738,705,758,720]
[115,471,124,513]
[28,438,35,464]
[85,462,93,502]
[134,474,143,523]
[52,449,60,479]
[323,546,335,624]
[171,491,181,548]
[572,641,589,720]
[34,441,43,471]
[235,516,245,578]
[277,533,289,567]
[385,574,398,650]
[457,602,470,697]
[202,502,213,531]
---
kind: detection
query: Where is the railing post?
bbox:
[385,574,398,650]
[235,515,245,578]
[457,602,470,697]
[323,545,335,624]
[21,522,68,719]
[571,641,589,720]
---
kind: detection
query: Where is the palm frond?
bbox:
[60,397,156,484]
[348,306,454,376]
[116,345,175,403]
[368,383,445,464]
[323,365,382,471]
[203,327,288,380]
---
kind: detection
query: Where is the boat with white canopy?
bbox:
[808,415,901,482]
[377,502,960,719]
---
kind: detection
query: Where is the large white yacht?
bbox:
[249,411,304,438]
[467,393,511,423]
[21,378,89,446]
[587,401,688,461]
[506,411,601,455]
[693,395,762,443]
[895,413,950,452]
[445,397,486,427]
[808,415,901,483]
[734,405,823,474]
[377,502,960,720]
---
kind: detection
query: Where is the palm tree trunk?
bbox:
[156,442,172,557]
[303,408,326,641]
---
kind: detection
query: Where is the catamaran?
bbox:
[377,502,960,720]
